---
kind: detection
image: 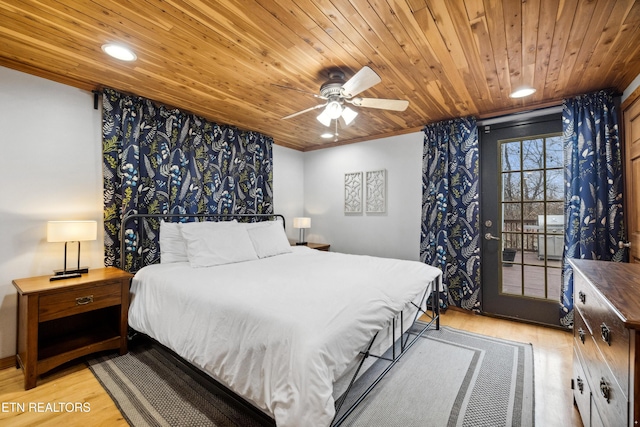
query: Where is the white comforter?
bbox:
[128,246,442,427]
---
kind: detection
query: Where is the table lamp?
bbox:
[293,217,311,245]
[47,220,97,281]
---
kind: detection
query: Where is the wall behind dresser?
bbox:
[0,66,305,360]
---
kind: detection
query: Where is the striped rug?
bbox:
[88,325,534,427]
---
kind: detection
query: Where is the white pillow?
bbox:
[159,220,238,264]
[246,221,292,258]
[181,224,258,267]
[159,221,188,264]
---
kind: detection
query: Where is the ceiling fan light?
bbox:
[326,100,343,119]
[321,133,334,139]
[102,43,137,61]
[341,106,358,125]
[510,86,536,98]
[317,109,332,127]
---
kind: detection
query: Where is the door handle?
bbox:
[484,233,500,241]
[618,241,631,249]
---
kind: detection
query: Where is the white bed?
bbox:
[126,217,442,427]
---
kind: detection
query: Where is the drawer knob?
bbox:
[600,378,611,403]
[75,295,94,306]
[600,323,611,346]
[576,376,584,394]
[578,328,586,344]
[578,291,586,304]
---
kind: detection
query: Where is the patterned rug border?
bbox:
[88,324,534,427]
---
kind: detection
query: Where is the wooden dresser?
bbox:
[570,259,640,426]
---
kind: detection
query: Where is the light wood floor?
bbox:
[0,309,582,426]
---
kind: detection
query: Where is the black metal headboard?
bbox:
[119,213,285,272]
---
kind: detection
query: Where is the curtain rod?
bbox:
[477,105,563,127]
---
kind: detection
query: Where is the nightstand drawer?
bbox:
[39,281,122,322]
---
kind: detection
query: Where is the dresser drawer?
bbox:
[39,281,122,322]
[574,269,630,395]
[574,311,592,372]
[581,335,627,427]
[573,345,591,422]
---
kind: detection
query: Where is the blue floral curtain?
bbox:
[561,89,625,327]
[102,88,273,271]
[421,117,481,311]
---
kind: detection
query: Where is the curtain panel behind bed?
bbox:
[102,88,274,270]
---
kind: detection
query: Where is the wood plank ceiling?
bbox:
[1,0,639,151]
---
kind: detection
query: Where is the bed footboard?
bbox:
[332,274,441,426]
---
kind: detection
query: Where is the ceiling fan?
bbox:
[278,66,409,128]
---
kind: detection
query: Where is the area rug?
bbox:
[87,325,534,427]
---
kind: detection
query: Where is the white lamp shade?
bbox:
[341,106,358,125]
[47,221,97,242]
[317,108,332,127]
[293,217,311,229]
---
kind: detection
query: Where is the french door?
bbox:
[481,114,562,326]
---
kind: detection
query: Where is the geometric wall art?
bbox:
[365,169,386,213]
[344,172,363,214]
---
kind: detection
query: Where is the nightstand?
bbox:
[289,239,330,251]
[12,267,133,389]
[306,242,330,251]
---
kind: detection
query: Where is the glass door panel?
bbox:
[481,114,562,325]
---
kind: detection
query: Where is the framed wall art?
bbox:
[366,169,386,213]
[344,172,363,214]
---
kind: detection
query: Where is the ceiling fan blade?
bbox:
[282,103,326,119]
[341,66,381,98]
[271,83,324,99]
[350,97,409,111]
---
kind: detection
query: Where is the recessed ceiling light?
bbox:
[321,133,334,139]
[101,43,137,61]
[510,87,536,98]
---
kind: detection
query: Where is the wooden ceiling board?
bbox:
[1,0,640,151]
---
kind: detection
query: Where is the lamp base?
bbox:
[296,242,308,246]
[53,266,89,276]
[50,272,82,281]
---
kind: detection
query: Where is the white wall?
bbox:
[272,145,305,240]
[303,133,424,260]
[0,66,305,360]
[0,67,104,359]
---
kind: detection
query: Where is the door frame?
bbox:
[480,113,562,326]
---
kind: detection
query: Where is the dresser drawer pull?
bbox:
[599,378,611,403]
[576,376,584,394]
[600,323,611,346]
[578,327,585,344]
[578,291,586,304]
[75,295,94,306]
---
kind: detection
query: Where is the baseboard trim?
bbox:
[0,355,16,370]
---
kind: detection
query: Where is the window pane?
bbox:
[523,171,544,201]
[547,201,563,217]
[524,265,546,298]
[502,263,523,295]
[502,172,521,201]
[523,202,544,224]
[503,202,521,222]
[523,139,544,170]
[546,169,563,200]
[502,141,521,171]
[546,136,563,168]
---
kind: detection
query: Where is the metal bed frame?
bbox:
[118,212,441,427]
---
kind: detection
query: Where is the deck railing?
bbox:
[502,219,538,251]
